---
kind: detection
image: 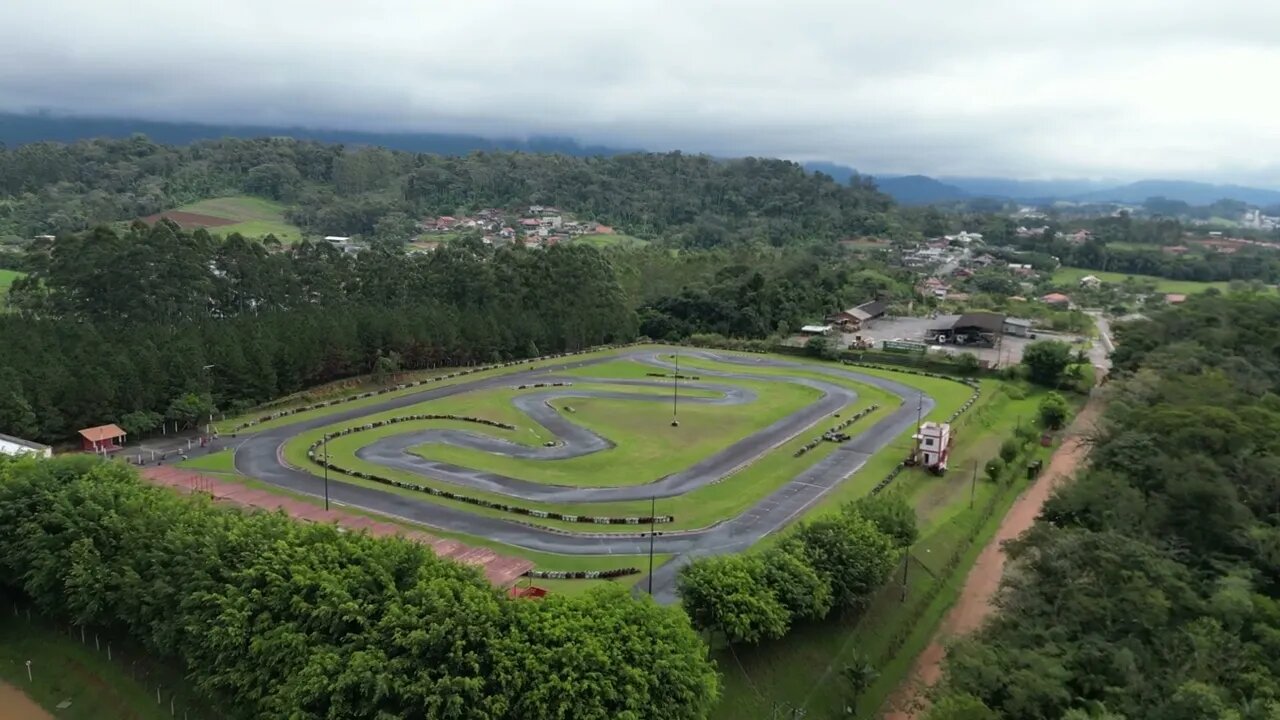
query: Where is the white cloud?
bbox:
[1,0,1277,183]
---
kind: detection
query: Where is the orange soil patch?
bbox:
[0,681,53,720]
[139,466,534,588]
[140,211,236,229]
[883,397,1104,719]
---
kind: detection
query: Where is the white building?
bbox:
[914,422,952,470]
[0,433,51,459]
[800,324,833,336]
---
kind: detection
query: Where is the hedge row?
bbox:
[793,404,880,458]
[525,568,640,580]
[305,417,674,526]
[228,343,642,433]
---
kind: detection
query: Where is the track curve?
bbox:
[231,349,936,602]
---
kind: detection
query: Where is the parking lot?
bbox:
[837,315,1082,367]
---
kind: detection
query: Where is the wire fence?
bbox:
[0,588,216,719]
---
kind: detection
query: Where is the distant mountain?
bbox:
[802,161,860,185]
[1073,180,1280,207]
[0,112,635,157]
[871,175,969,205]
[939,177,1118,200]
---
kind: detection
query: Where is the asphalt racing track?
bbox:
[233,350,936,602]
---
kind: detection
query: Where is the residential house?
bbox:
[1165,293,1188,304]
[1079,275,1102,289]
[1041,292,1071,307]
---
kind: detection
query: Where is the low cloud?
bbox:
[2,0,1277,184]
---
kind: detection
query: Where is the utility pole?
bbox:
[647,496,657,595]
[323,433,331,512]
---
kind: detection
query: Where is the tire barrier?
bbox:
[793,404,881,458]
[644,372,701,380]
[305,415,674,526]
[525,567,640,580]
[226,343,644,434]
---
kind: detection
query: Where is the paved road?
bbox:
[231,349,935,602]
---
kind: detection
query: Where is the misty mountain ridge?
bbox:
[3,112,1276,208]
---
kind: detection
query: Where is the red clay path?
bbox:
[140,466,534,587]
[883,398,1103,719]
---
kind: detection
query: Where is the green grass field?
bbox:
[409,377,818,487]
[708,377,1069,720]
[0,608,212,719]
[277,357,920,533]
[0,268,24,310]
[573,233,647,248]
[176,196,303,243]
[1051,266,1234,294]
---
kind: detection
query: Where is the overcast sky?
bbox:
[2,0,1278,184]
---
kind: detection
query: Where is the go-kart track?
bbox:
[232,350,936,602]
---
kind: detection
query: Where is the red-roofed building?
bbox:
[79,424,126,453]
[594,224,615,235]
[1041,292,1071,307]
[520,218,540,227]
[1165,293,1188,304]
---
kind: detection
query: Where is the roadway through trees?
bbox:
[231,350,937,601]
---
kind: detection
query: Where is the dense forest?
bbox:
[0,135,896,246]
[0,455,718,719]
[926,293,1280,719]
[1,221,915,443]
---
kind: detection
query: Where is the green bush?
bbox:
[0,457,719,720]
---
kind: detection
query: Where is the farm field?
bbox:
[146,196,302,242]
[0,269,24,309]
[573,232,648,247]
[1050,265,1235,294]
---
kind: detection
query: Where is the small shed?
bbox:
[0,433,51,459]
[79,424,126,453]
[1003,317,1033,337]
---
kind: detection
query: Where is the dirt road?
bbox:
[882,397,1103,719]
[0,681,53,720]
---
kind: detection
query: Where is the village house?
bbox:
[1041,292,1071,307]
[1078,275,1102,289]
[1165,293,1188,304]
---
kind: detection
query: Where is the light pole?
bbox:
[322,433,331,511]
[647,498,658,595]
[671,350,680,427]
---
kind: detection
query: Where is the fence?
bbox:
[1,588,215,719]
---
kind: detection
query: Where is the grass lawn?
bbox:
[175,451,665,586]
[573,233,647,248]
[1051,265,1235,294]
[177,196,303,243]
[410,377,819,487]
[0,608,213,719]
[707,371,1066,720]
[276,357,924,532]
[0,268,24,310]
[215,345,653,434]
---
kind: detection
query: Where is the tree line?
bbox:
[2,222,915,444]
[0,455,719,719]
[0,135,897,247]
[677,494,916,645]
[926,293,1280,719]
[2,223,635,442]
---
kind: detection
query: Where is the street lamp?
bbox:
[647,496,660,595]
[322,433,331,511]
[671,351,680,427]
